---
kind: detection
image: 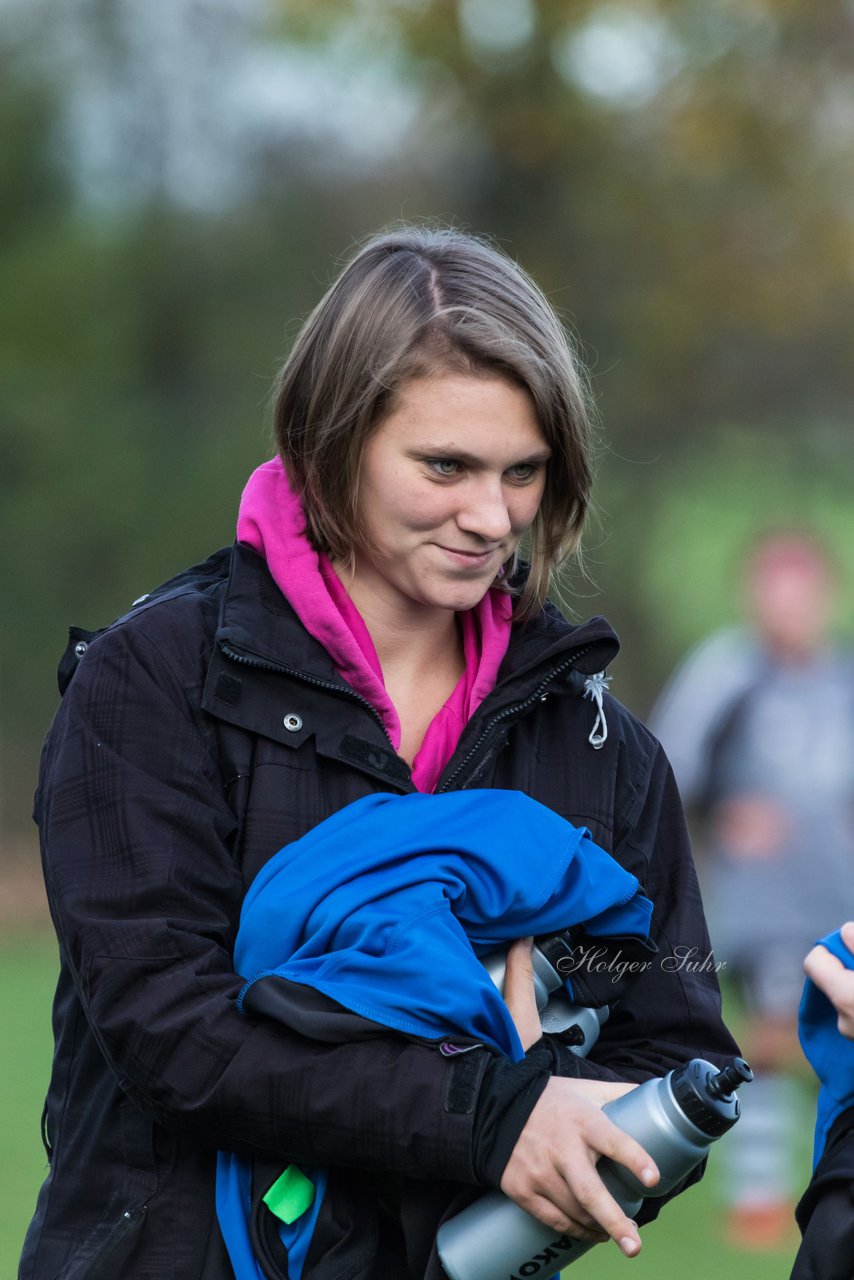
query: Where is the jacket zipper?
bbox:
[221,642,395,746]
[81,1203,148,1280]
[223,638,597,790]
[436,642,596,793]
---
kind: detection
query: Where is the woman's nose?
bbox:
[455,480,513,541]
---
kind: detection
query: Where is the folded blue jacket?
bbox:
[799,928,854,1167]
[216,789,654,1279]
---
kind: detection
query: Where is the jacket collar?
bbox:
[217,542,619,703]
[498,599,619,684]
[217,542,344,683]
[210,543,621,792]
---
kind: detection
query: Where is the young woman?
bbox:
[21,225,738,1280]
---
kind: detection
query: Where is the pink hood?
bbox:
[236,458,512,793]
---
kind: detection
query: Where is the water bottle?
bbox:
[437,1056,752,1280]
[480,938,608,1055]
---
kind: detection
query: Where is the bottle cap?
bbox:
[671,1057,751,1137]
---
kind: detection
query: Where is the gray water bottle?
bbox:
[437,1056,752,1280]
[480,941,608,1055]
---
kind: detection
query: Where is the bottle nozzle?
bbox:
[708,1057,753,1099]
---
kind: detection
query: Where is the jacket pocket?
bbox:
[58,1202,148,1280]
[249,1159,292,1280]
[55,1106,159,1279]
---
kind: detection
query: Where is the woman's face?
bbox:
[345,371,550,620]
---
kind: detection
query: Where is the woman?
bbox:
[21,225,737,1280]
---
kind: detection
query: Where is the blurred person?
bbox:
[19,225,737,1280]
[790,921,854,1278]
[650,531,854,1250]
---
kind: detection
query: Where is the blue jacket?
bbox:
[218,789,653,1278]
[799,928,854,1166]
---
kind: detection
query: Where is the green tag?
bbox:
[262,1164,316,1225]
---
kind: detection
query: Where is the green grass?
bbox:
[1,935,808,1278]
[561,1177,800,1279]
[1,933,57,1278]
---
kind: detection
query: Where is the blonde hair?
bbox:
[273,225,595,619]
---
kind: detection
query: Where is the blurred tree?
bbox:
[272,0,854,705]
[2,0,853,838]
[276,0,854,447]
[0,3,441,833]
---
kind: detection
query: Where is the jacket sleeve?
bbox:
[468,719,742,1201]
[36,615,484,1184]
[532,734,741,1217]
[792,1107,854,1280]
[589,742,740,1080]
[542,734,740,1087]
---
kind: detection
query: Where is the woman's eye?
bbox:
[426,459,460,477]
[506,464,538,482]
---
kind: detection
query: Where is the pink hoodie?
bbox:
[236,458,513,793]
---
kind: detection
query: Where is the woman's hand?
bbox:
[804,920,854,1039]
[499,1077,659,1256]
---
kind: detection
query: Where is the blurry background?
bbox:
[2,0,852,1273]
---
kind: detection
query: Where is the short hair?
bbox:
[747,529,833,580]
[273,224,595,619]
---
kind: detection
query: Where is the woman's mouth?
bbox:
[436,544,501,568]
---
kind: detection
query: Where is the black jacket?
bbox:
[21,543,738,1280]
[791,1107,854,1280]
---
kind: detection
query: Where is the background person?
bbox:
[651,531,854,1249]
[20,225,737,1280]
